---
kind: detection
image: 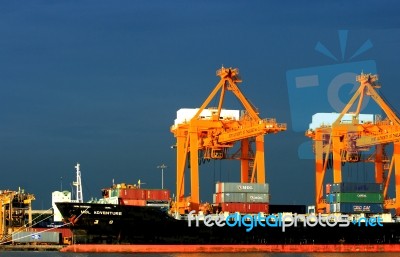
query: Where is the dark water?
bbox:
[1,253,399,257]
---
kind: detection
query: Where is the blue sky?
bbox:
[1,1,400,209]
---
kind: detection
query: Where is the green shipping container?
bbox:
[110,189,120,197]
[335,192,383,203]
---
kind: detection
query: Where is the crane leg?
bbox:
[375,144,384,183]
[189,130,199,212]
[332,136,342,183]
[255,135,265,183]
[315,139,325,213]
[176,135,186,214]
[241,138,249,183]
[394,143,400,215]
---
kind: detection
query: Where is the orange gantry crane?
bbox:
[0,189,35,242]
[306,73,400,215]
[170,67,286,214]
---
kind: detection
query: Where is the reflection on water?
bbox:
[1,252,399,257]
[171,253,400,257]
[306,253,399,257]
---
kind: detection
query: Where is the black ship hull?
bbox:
[56,202,400,245]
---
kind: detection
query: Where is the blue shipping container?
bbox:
[335,203,383,213]
[326,194,335,204]
[331,183,383,193]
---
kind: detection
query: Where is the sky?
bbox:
[1,1,400,209]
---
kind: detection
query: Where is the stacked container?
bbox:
[214,182,270,213]
[107,184,170,206]
[326,182,383,213]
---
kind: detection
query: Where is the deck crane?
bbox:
[170,67,286,214]
[306,73,400,215]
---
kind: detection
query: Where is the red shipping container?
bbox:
[326,203,331,213]
[215,193,221,204]
[216,182,222,194]
[246,203,269,213]
[326,184,331,194]
[146,189,170,200]
[119,189,147,200]
[220,203,247,213]
[120,199,147,206]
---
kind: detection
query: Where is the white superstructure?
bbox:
[52,190,71,222]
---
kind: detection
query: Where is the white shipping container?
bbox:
[216,192,247,203]
[107,196,119,204]
[175,108,240,125]
[246,193,270,203]
[216,182,269,194]
[12,231,60,244]
[309,113,374,130]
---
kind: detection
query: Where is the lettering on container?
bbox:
[238,185,254,190]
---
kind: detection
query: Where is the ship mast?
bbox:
[73,163,83,203]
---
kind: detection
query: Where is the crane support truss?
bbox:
[171,67,286,213]
[306,73,400,215]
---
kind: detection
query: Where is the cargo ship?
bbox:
[55,181,400,245]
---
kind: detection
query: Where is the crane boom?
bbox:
[357,130,400,147]
[217,119,285,143]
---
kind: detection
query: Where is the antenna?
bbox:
[73,163,83,203]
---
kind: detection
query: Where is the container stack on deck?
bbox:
[213,182,270,213]
[326,182,383,213]
[106,184,170,206]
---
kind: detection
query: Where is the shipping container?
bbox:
[110,189,120,197]
[215,182,269,193]
[326,203,330,213]
[146,200,169,207]
[215,192,246,203]
[12,231,61,244]
[219,203,247,213]
[326,184,331,194]
[246,193,270,203]
[246,203,269,213]
[326,194,334,204]
[31,227,72,240]
[335,203,383,213]
[119,188,146,200]
[120,199,147,206]
[146,189,170,201]
[107,196,119,204]
[335,193,383,203]
[331,183,383,193]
